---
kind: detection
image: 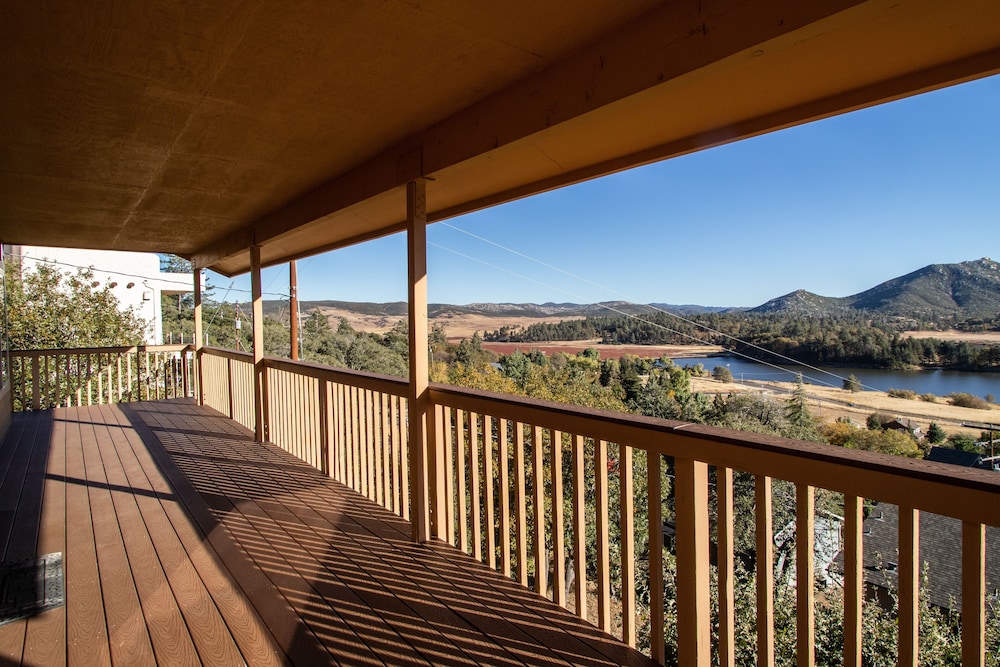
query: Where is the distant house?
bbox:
[832,502,1000,612]
[8,245,193,345]
[925,445,995,471]
[883,418,922,440]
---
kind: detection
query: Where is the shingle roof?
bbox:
[836,502,1000,611]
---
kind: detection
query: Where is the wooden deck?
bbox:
[0,399,656,666]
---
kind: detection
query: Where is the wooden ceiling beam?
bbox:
[192,0,864,272]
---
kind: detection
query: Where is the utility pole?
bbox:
[290,260,299,360]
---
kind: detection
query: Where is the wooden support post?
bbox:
[648,453,664,663]
[250,245,266,442]
[898,506,919,667]
[675,457,710,667]
[718,467,735,667]
[406,179,433,543]
[289,260,299,360]
[193,268,204,404]
[962,521,986,667]
[756,475,775,667]
[796,483,815,667]
[844,495,863,667]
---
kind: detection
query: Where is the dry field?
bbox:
[479,339,723,359]
[315,307,587,337]
[690,376,999,437]
[901,329,1000,344]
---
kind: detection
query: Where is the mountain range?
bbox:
[263,258,999,321]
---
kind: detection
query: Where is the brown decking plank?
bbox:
[146,404,562,667]
[63,406,112,666]
[221,495,438,667]
[268,437,652,667]
[292,492,590,667]
[81,407,157,665]
[0,412,35,665]
[105,404,286,667]
[22,407,68,667]
[250,497,535,667]
[91,404,207,666]
[147,402,488,667]
[120,402,331,667]
[0,410,48,561]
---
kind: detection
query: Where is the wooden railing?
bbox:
[9,345,195,411]
[200,352,1000,665]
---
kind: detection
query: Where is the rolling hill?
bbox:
[751,257,1000,318]
[256,258,999,327]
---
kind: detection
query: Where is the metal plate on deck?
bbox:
[0,553,65,625]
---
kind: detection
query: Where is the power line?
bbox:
[9,252,291,299]
[436,222,882,392]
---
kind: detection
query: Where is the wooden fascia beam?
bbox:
[191,0,863,272]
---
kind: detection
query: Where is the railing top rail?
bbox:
[266,357,408,396]
[10,344,194,356]
[199,346,254,362]
[429,382,1000,526]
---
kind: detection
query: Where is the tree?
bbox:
[926,422,946,444]
[784,373,812,428]
[712,365,734,383]
[2,257,148,350]
[843,373,862,392]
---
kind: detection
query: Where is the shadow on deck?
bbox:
[0,399,655,666]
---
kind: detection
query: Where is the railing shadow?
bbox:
[119,399,650,666]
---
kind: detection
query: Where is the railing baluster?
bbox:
[499,418,511,577]
[648,452,664,663]
[532,425,546,596]
[572,434,587,621]
[595,438,611,633]
[444,407,456,545]
[470,412,482,562]
[551,430,565,607]
[515,422,528,587]
[457,410,468,553]
[393,395,405,517]
[31,355,40,410]
[319,380,330,476]
[484,415,497,570]
[796,483,815,667]
[367,389,378,502]
[843,494,863,667]
[755,475,775,667]
[381,393,392,511]
[620,443,635,646]
[962,521,986,667]
[718,466,736,667]
[399,395,410,521]
[898,505,920,667]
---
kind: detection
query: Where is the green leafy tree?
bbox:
[926,422,947,444]
[843,373,862,392]
[784,373,812,428]
[2,257,148,350]
[712,365,734,383]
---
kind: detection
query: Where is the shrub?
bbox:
[712,365,734,383]
[919,393,937,403]
[947,392,990,410]
[887,389,917,400]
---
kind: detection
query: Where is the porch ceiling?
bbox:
[2,0,1000,276]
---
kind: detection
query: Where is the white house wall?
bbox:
[11,246,192,345]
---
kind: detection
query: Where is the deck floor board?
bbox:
[0,399,657,666]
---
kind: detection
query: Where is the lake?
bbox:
[672,355,999,398]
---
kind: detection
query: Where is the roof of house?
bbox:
[3,2,1000,276]
[834,502,1000,610]
[925,446,991,470]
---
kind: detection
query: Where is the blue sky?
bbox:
[213,74,1000,308]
